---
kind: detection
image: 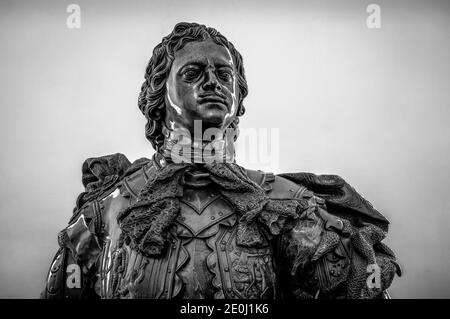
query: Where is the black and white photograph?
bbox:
[0,0,449,306]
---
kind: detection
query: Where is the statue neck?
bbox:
[158,123,237,164]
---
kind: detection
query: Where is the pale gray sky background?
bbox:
[1,0,449,298]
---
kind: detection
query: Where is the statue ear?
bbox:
[237,103,246,117]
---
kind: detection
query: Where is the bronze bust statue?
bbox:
[41,22,401,299]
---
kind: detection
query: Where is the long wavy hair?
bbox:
[138,22,249,151]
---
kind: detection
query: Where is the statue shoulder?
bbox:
[68,153,152,223]
[246,169,390,231]
[245,168,308,200]
[57,154,152,258]
[278,172,390,230]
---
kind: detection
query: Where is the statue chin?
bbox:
[200,109,229,128]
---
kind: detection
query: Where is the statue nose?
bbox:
[202,70,221,91]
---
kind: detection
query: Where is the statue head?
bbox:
[138,22,248,151]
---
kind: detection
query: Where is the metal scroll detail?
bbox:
[100,233,186,299]
[213,226,277,299]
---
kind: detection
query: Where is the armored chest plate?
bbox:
[175,187,236,238]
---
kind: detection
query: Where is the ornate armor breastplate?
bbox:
[98,166,279,299]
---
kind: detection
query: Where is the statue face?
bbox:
[165,39,239,135]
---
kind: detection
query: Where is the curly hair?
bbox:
[138,22,249,151]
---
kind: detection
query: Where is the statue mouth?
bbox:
[198,95,227,108]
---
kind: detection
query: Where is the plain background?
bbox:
[1,0,449,298]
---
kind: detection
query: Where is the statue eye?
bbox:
[181,69,200,81]
[218,70,233,82]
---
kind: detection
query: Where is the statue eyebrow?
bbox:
[215,63,233,70]
[178,58,233,71]
[179,57,207,69]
